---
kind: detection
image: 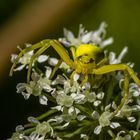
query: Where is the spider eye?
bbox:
[77,55,95,64]
[89,58,94,63]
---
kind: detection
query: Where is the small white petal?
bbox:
[105,104,111,111]
[94,125,102,135]
[82,82,91,90]
[27,116,39,124]
[112,102,117,110]
[127,116,136,122]
[68,106,75,114]
[62,122,69,128]
[127,62,134,68]
[27,50,34,56]
[100,37,113,48]
[11,54,18,63]
[77,115,86,121]
[117,47,128,62]
[14,64,25,71]
[37,55,49,63]
[117,131,126,137]
[25,43,32,47]
[45,67,52,78]
[39,95,48,105]
[131,90,140,97]
[80,134,89,139]
[73,73,80,81]
[129,130,138,137]
[81,32,92,43]
[109,52,117,64]
[92,111,100,119]
[97,92,104,100]
[132,105,140,111]
[48,57,58,66]
[64,28,75,41]
[110,122,120,129]
[52,75,66,85]
[15,125,24,132]
[94,100,101,106]
[22,92,30,99]
[71,93,85,104]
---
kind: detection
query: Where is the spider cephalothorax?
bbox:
[74,44,105,74]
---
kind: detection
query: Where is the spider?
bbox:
[10,39,140,117]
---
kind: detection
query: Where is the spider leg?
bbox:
[9,39,50,76]
[92,64,140,117]
[50,40,74,68]
[96,57,108,67]
[27,43,51,82]
[70,47,76,60]
[49,59,63,79]
[92,64,140,87]
[27,40,74,82]
[112,71,129,117]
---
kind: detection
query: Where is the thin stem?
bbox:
[36,109,58,120]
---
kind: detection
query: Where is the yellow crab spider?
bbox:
[10,39,140,116]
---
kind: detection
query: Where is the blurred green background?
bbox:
[0,0,140,139]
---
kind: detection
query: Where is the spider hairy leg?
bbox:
[27,43,51,82]
[92,64,140,117]
[49,59,63,79]
[92,64,140,87]
[9,39,50,76]
[112,71,129,117]
[50,40,74,68]
[26,40,74,82]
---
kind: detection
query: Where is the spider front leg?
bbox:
[9,39,50,76]
[92,64,140,117]
[26,40,74,82]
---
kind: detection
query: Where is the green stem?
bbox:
[36,109,58,120]
[42,92,56,103]
[24,127,36,135]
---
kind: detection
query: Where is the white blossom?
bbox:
[59,22,113,48]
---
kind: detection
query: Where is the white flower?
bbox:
[127,116,136,122]
[81,134,89,140]
[96,92,104,100]
[28,116,40,124]
[99,111,111,127]
[94,125,102,135]
[119,105,133,117]
[24,133,45,140]
[59,22,113,48]
[11,44,34,71]
[115,131,131,140]
[36,121,53,136]
[85,92,96,103]
[16,69,53,99]
[91,111,100,119]
[39,95,48,105]
[71,93,85,104]
[93,100,101,106]
[48,57,59,66]
[110,122,121,129]
[15,125,24,132]
[56,94,74,107]
[108,47,128,64]
[94,111,120,135]
[37,55,49,63]
[129,83,140,97]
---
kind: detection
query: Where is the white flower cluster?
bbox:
[59,22,113,48]
[9,23,140,140]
